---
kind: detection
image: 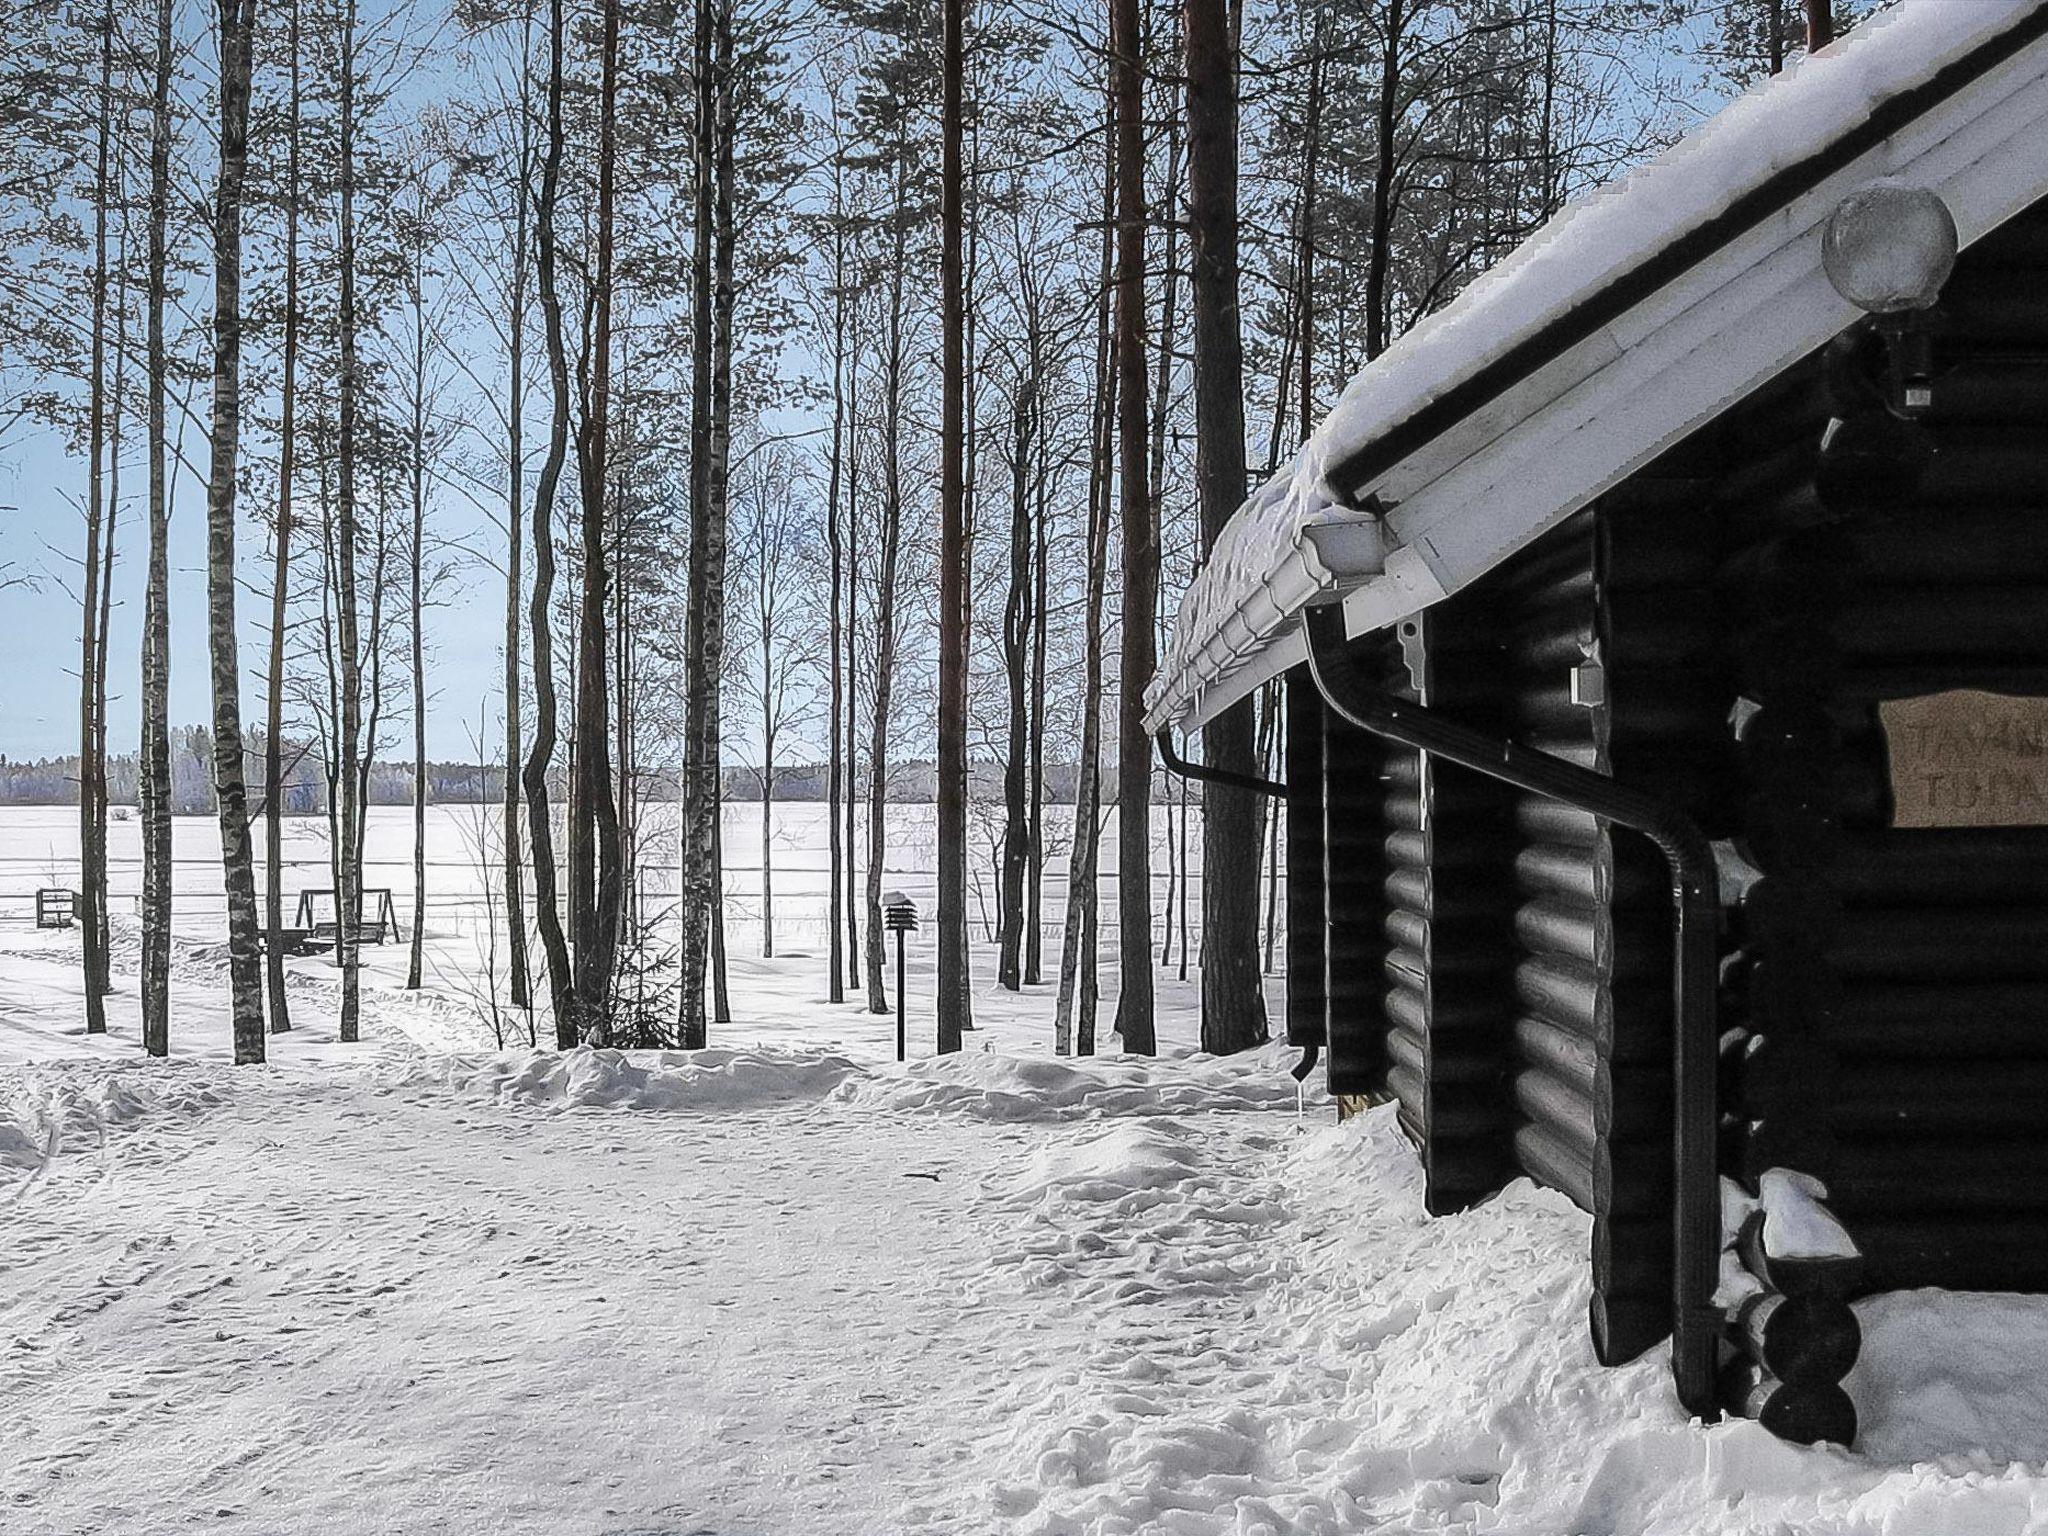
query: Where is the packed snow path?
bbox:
[0,1042,1311,1535]
[10,905,2048,1534]
[1,1053,1059,1534]
[14,1045,2048,1534]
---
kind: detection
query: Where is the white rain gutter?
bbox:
[1143,504,1384,736]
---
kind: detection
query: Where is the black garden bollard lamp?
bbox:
[883,892,919,1062]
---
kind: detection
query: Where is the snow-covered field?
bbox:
[8,806,2048,1533]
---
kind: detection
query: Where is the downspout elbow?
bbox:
[1290,1041,1321,1082]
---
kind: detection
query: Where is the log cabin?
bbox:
[1144,0,2048,1446]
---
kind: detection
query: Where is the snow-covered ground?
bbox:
[9,806,2048,1532]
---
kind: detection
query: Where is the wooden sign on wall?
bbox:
[1880,689,2048,829]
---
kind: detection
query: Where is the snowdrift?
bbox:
[404,1038,1320,1123]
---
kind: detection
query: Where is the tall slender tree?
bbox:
[1112,0,1154,1054]
[823,133,849,1006]
[935,0,967,1054]
[1185,0,1267,1054]
[334,0,367,1043]
[203,0,266,1064]
[678,0,732,1047]
[139,0,175,1059]
[501,11,536,1015]
[77,0,117,1037]
[1054,85,1116,1058]
[569,0,626,1042]
[264,0,303,1035]
[525,0,576,1042]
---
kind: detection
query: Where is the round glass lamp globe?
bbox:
[1822,183,1958,313]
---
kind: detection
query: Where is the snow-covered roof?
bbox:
[1147,0,2048,735]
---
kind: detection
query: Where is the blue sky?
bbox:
[0,431,506,763]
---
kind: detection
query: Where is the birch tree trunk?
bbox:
[863,154,910,1020]
[503,11,534,1014]
[203,0,267,1064]
[525,0,576,1043]
[78,0,116,1036]
[995,364,1031,992]
[676,0,722,1047]
[96,214,124,1008]
[706,0,736,1030]
[407,200,430,993]
[334,0,366,1044]
[139,0,174,1059]
[265,0,302,1035]
[569,0,625,1043]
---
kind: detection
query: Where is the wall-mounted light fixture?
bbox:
[1822,182,1958,315]
[1822,183,1958,417]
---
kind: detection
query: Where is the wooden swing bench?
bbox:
[291,888,404,949]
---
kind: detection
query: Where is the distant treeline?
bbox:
[0,735,1097,808]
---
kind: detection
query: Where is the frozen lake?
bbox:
[0,800,1285,1061]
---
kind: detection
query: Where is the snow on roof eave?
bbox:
[1141,505,1383,737]
[1338,20,2048,648]
[1145,0,2048,738]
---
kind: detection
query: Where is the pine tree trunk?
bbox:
[1111,0,1154,1054]
[844,307,862,996]
[265,0,302,1035]
[1297,35,1324,437]
[1185,0,1268,1055]
[1054,93,1116,1058]
[824,207,846,1005]
[935,0,968,1054]
[139,0,174,1059]
[1366,0,1402,361]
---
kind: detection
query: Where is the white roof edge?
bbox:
[1140,508,1383,735]
[1340,29,2048,644]
[1145,0,2048,737]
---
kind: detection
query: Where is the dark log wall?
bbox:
[1393,606,1519,1214]
[1596,483,1739,1359]
[1494,522,1603,1241]
[1321,634,1396,1098]
[1285,671,1326,1054]
[1377,639,1429,1140]
[1488,511,1705,1361]
[1288,196,2048,1368]
[1728,200,2048,1295]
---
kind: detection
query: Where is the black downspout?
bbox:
[1301,604,1721,1424]
[1155,727,1287,799]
